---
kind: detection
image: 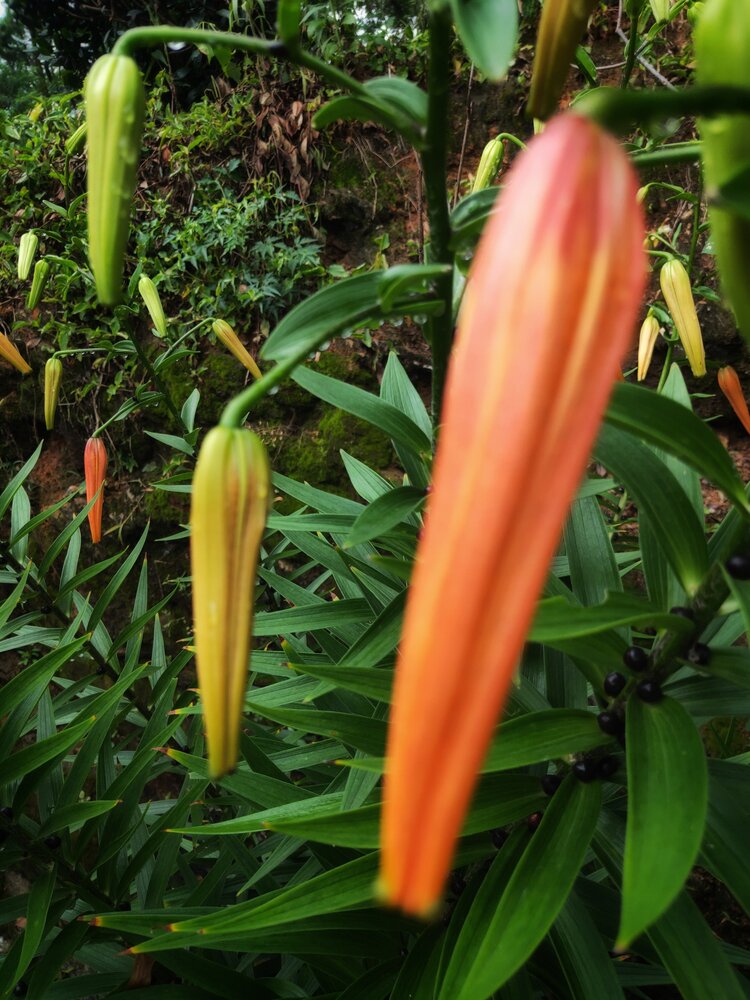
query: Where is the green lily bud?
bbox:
[527,0,598,120]
[138,275,168,337]
[65,121,88,156]
[17,232,38,282]
[27,259,51,310]
[472,137,504,193]
[212,319,263,379]
[85,54,145,306]
[44,357,63,430]
[660,259,706,376]
[190,426,271,778]
[696,0,750,344]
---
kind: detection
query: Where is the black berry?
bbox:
[669,606,695,621]
[597,710,625,736]
[43,835,61,850]
[573,759,598,783]
[596,756,619,779]
[726,553,750,580]
[604,671,626,697]
[688,642,711,667]
[0,806,13,822]
[527,811,543,832]
[637,679,663,703]
[541,773,562,796]
[623,646,649,672]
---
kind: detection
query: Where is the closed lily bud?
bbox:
[44,357,63,430]
[212,320,263,380]
[65,121,88,156]
[17,232,38,281]
[637,313,661,381]
[27,259,51,310]
[85,54,146,306]
[379,114,646,916]
[696,0,750,343]
[659,259,706,376]
[649,0,671,21]
[527,0,598,120]
[0,333,31,375]
[718,366,750,435]
[472,137,504,193]
[190,427,270,778]
[84,437,108,544]
[138,275,168,338]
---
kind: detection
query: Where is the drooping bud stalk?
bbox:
[0,333,31,375]
[718,366,750,435]
[26,259,51,310]
[17,232,38,282]
[637,313,661,381]
[138,275,168,338]
[65,121,88,156]
[84,437,108,544]
[379,114,646,917]
[190,426,270,778]
[527,0,598,120]
[44,357,63,430]
[472,137,504,193]
[695,0,750,344]
[659,259,706,376]
[212,320,263,380]
[85,54,146,306]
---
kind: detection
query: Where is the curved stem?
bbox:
[580,84,750,134]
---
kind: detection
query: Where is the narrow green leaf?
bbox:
[619,696,708,948]
[0,717,95,788]
[531,593,693,642]
[345,487,424,548]
[548,891,625,999]
[0,440,43,518]
[252,598,372,636]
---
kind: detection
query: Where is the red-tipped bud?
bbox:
[718,365,750,435]
[379,114,646,916]
[84,437,108,544]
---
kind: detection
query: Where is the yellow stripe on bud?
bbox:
[212,320,262,380]
[659,259,706,376]
[472,137,504,193]
[18,232,38,282]
[44,357,63,430]
[190,426,271,778]
[27,259,51,310]
[138,275,168,338]
[637,313,661,381]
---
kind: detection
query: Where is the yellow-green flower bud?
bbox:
[472,137,504,193]
[190,426,271,778]
[527,0,598,121]
[649,0,671,21]
[138,275,168,338]
[0,333,31,375]
[660,259,706,376]
[27,259,51,310]
[212,319,263,379]
[85,54,145,306]
[17,232,38,282]
[637,313,661,381]
[65,121,88,156]
[44,357,63,430]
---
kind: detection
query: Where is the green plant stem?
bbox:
[621,17,639,89]
[630,142,702,169]
[655,343,673,393]
[129,335,182,427]
[421,3,455,427]
[220,350,308,428]
[111,26,368,98]
[579,85,750,134]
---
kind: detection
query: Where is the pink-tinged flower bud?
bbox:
[379,114,646,917]
[637,313,661,381]
[190,426,270,778]
[659,259,706,377]
[718,366,750,435]
[0,332,31,375]
[84,437,107,544]
[212,320,262,380]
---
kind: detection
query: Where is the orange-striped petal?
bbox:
[84,437,108,544]
[379,113,646,917]
[718,365,750,435]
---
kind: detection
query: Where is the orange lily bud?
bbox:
[379,114,646,917]
[84,437,107,544]
[0,332,31,375]
[718,366,750,435]
[659,259,706,377]
[190,426,270,778]
[212,320,263,380]
[637,313,661,381]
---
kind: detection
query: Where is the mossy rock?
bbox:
[143,482,190,527]
[275,405,394,493]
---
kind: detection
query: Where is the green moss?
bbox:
[143,483,189,527]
